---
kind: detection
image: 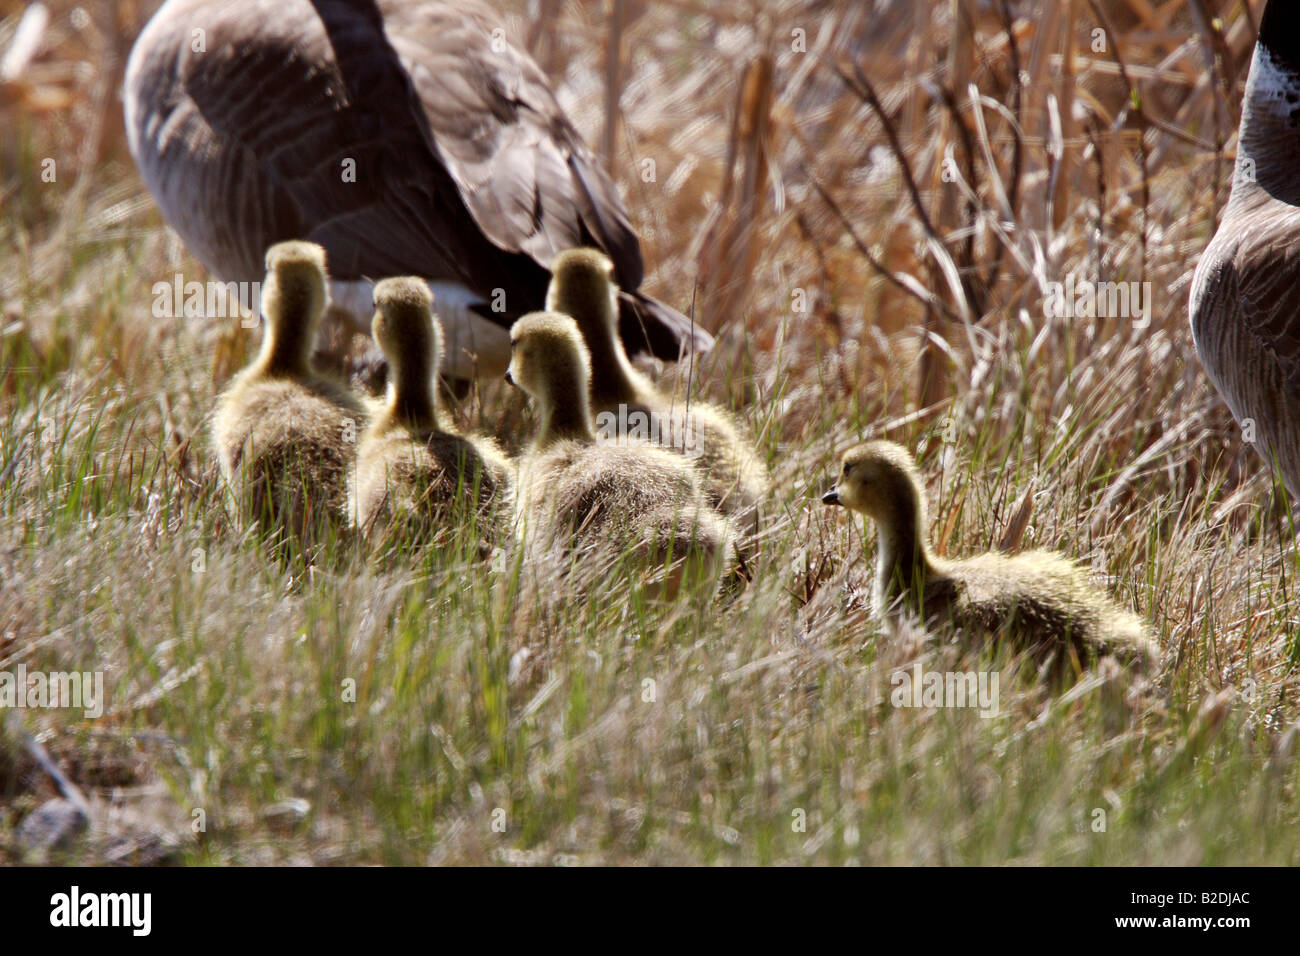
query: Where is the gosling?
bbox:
[822,441,1157,674]
[212,241,367,540]
[349,278,512,544]
[546,248,767,533]
[506,311,733,590]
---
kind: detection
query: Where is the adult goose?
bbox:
[1190,0,1300,501]
[124,0,710,380]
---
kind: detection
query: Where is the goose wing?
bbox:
[380,0,645,289]
[132,0,548,295]
[1190,201,1300,501]
[126,0,641,303]
[1192,206,1300,403]
[1224,216,1300,387]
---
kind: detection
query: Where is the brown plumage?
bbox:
[124,0,711,379]
[212,241,367,539]
[506,311,732,590]
[546,248,767,533]
[822,441,1157,674]
[349,278,511,543]
[1190,0,1300,501]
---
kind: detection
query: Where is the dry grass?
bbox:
[1,0,1297,865]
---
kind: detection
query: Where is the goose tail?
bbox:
[618,290,714,361]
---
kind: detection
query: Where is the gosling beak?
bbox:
[822,487,840,506]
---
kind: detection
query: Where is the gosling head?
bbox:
[506,311,590,397]
[507,312,594,444]
[546,248,620,339]
[261,240,329,338]
[822,441,925,524]
[372,277,441,372]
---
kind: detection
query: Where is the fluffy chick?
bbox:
[546,248,767,534]
[507,311,732,592]
[823,440,1157,674]
[211,240,366,541]
[349,277,512,546]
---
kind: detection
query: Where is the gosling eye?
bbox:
[509,338,518,349]
[842,463,850,476]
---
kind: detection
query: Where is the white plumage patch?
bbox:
[1248,45,1300,114]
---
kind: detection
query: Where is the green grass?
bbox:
[2,316,1296,864]
[2,0,1299,865]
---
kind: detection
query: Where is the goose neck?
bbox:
[258,320,312,378]
[1236,43,1300,206]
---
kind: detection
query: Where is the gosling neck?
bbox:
[385,353,440,432]
[257,310,315,378]
[869,486,933,610]
[583,320,647,407]
[535,377,597,448]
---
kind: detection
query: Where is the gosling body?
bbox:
[823,441,1156,670]
[350,278,511,543]
[546,248,767,531]
[507,311,732,585]
[212,241,366,538]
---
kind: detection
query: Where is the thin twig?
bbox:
[6,713,91,815]
[981,0,1024,297]
[835,62,942,244]
[836,60,977,321]
[1085,0,1149,284]
[804,169,962,324]
[930,80,984,314]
